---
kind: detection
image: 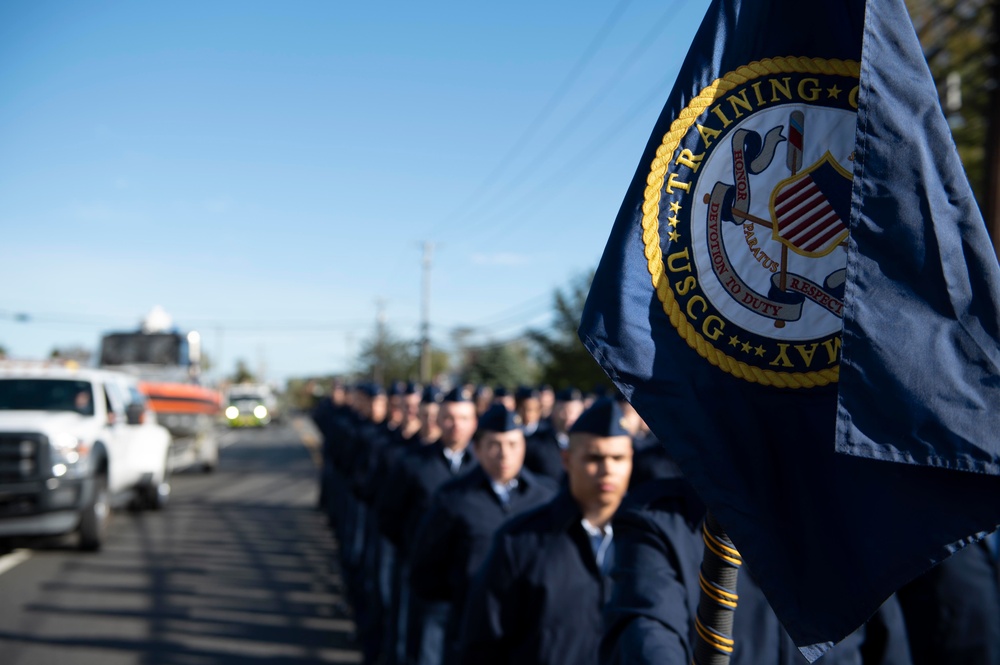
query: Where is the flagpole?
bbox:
[692,510,742,665]
[986,0,1000,259]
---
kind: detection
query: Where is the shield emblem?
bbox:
[769,152,852,258]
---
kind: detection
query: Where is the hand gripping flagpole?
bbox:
[692,510,742,665]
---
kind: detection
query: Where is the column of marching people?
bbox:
[310,380,998,665]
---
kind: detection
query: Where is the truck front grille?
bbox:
[0,433,46,482]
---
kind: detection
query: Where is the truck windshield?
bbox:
[100,333,183,366]
[0,379,95,415]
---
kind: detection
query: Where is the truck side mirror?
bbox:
[126,402,145,425]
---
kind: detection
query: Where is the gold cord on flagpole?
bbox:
[692,511,743,665]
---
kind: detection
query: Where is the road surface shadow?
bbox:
[1,425,362,664]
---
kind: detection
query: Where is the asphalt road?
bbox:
[0,417,361,665]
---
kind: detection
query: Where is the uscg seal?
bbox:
[644,57,860,388]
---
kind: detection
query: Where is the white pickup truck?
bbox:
[0,363,172,550]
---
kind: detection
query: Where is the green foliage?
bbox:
[462,340,538,388]
[529,270,615,392]
[356,326,450,384]
[285,376,338,412]
[906,0,995,207]
[232,359,255,384]
[48,346,92,363]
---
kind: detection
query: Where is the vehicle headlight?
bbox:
[225,406,240,419]
[50,432,91,477]
[253,405,268,419]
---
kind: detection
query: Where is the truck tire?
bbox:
[79,473,110,551]
[200,438,219,473]
[146,464,171,510]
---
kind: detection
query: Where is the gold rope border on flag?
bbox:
[643,56,859,389]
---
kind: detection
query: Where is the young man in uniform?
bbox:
[377,386,479,665]
[601,472,913,664]
[459,397,633,665]
[524,386,585,483]
[409,403,557,665]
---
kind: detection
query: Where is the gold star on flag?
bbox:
[741,341,752,353]
[728,335,740,347]
[827,85,841,99]
[668,229,681,242]
[755,345,766,357]
[667,216,680,228]
[669,201,682,214]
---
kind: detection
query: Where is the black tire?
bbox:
[79,473,110,551]
[147,465,170,511]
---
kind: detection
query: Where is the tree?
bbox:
[528,270,615,392]
[462,340,538,388]
[232,359,255,384]
[906,0,996,207]
[48,345,92,364]
[354,325,450,385]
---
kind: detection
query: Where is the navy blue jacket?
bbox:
[410,466,557,604]
[348,419,393,502]
[369,426,422,502]
[376,440,478,554]
[628,434,684,490]
[459,490,611,665]
[523,427,567,483]
[601,478,913,665]
[897,538,1000,665]
[410,466,558,665]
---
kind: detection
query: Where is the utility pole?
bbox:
[345,331,355,381]
[216,326,225,384]
[420,242,435,383]
[375,298,387,385]
[986,0,1000,259]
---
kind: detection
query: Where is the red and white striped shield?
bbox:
[769,152,852,258]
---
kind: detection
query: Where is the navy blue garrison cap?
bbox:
[422,385,443,404]
[569,397,631,437]
[359,382,385,398]
[493,386,510,398]
[515,385,539,401]
[555,387,583,402]
[477,404,521,433]
[442,386,474,403]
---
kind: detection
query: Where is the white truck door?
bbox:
[99,380,134,493]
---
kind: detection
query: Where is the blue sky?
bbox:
[0,0,705,384]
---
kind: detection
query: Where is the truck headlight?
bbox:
[253,405,268,419]
[225,406,239,419]
[50,432,91,477]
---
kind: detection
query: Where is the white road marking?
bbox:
[0,549,31,577]
[219,431,241,448]
[291,416,322,467]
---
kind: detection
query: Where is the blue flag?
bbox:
[579,0,1000,659]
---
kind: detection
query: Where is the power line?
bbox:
[459,290,552,327]
[463,66,681,247]
[419,0,638,243]
[384,0,638,284]
[0,308,414,334]
[446,0,688,237]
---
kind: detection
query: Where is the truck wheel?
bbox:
[147,466,171,510]
[79,473,110,551]
[201,439,219,473]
